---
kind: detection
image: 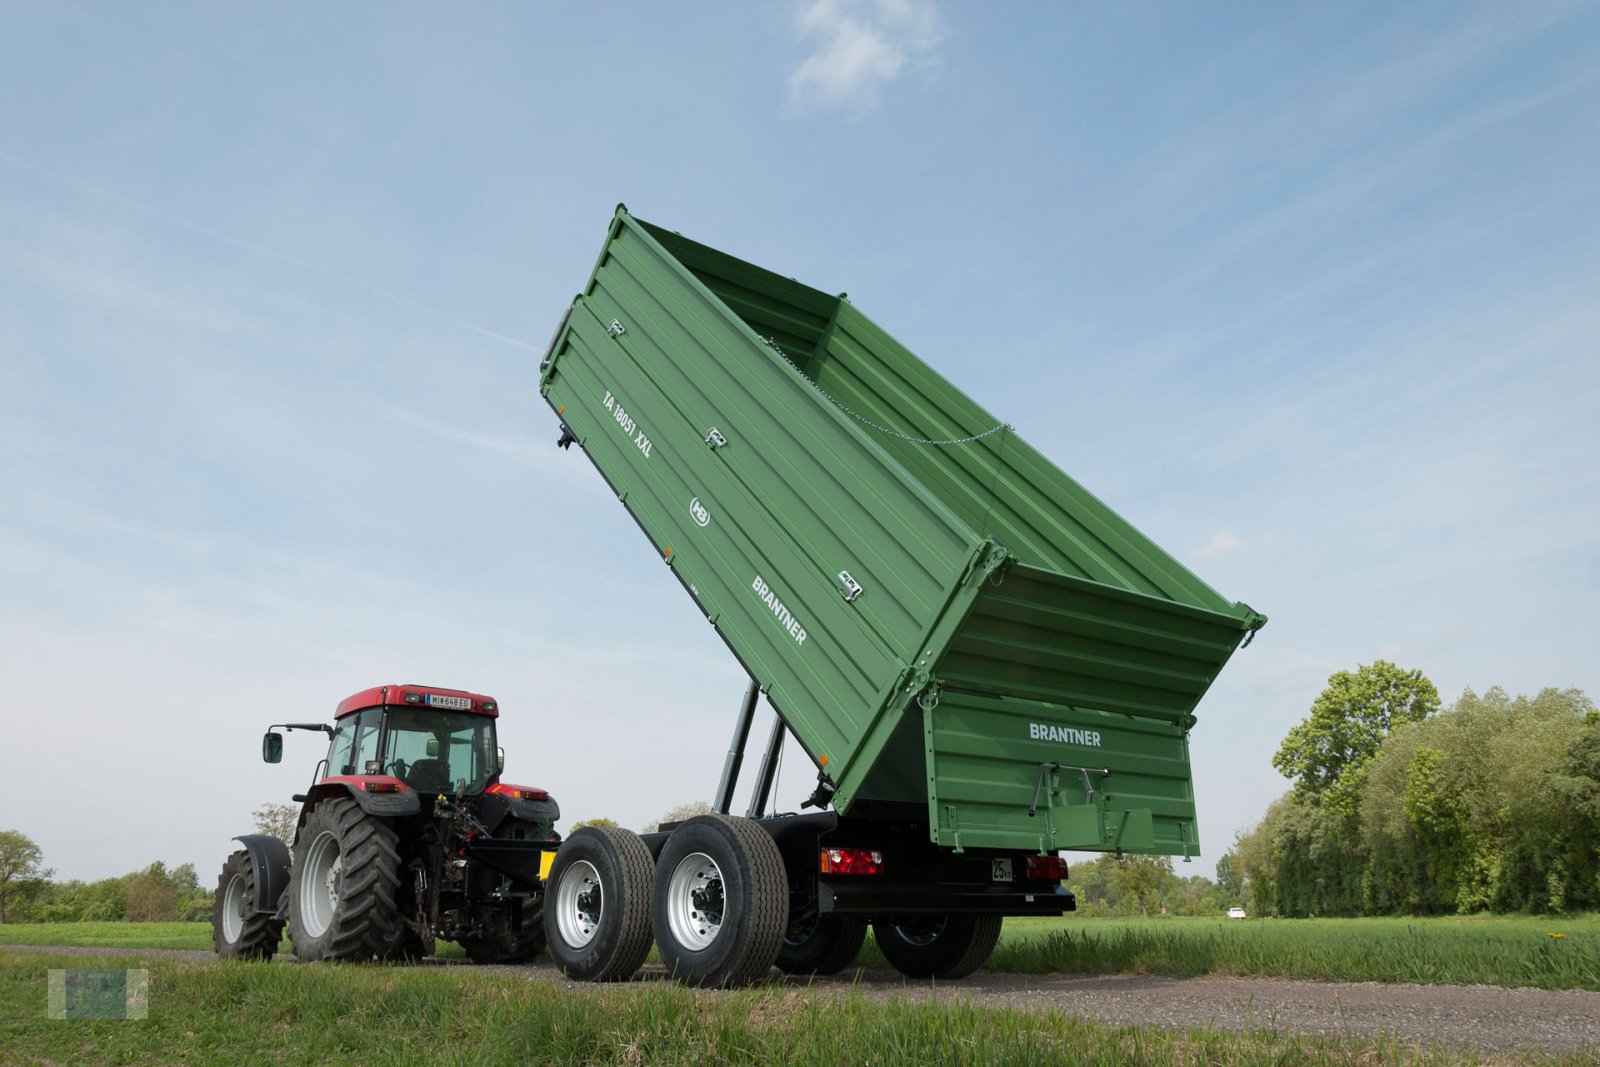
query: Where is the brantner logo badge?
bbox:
[689,497,710,527]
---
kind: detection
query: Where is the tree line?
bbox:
[1224,662,1599,917]
[0,830,211,924]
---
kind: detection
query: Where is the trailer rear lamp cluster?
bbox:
[1025,856,1069,881]
[819,848,884,876]
[363,780,403,794]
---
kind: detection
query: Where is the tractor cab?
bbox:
[323,684,501,796]
[320,687,499,796]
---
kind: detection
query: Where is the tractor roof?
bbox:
[334,684,499,719]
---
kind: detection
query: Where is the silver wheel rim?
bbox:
[301,830,341,938]
[892,917,946,947]
[665,851,724,952]
[222,873,246,943]
[555,859,603,948]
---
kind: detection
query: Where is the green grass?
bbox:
[979,915,1600,990]
[7,914,1598,991]
[0,952,1579,1067]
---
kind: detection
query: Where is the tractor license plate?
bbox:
[426,694,471,710]
[991,858,1013,882]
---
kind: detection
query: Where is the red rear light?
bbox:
[364,780,402,794]
[1025,855,1069,881]
[819,848,884,876]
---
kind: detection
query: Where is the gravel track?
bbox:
[7,944,1598,1056]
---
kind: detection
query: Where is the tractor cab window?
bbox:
[326,709,383,777]
[382,708,496,795]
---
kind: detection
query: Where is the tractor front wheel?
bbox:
[288,798,405,962]
[212,850,284,960]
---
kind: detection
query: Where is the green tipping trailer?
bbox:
[535,206,1265,986]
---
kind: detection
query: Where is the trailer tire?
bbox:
[775,912,867,976]
[288,798,405,962]
[212,850,285,960]
[652,815,787,988]
[544,827,654,981]
[873,914,1002,979]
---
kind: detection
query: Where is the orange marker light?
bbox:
[818,754,829,767]
[557,405,565,414]
[663,547,673,558]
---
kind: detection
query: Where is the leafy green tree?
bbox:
[569,817,619,831]
[1273,661,1440,816]
[1214,850,1243,904]
[646,801,712,833]
[0,830,52,923]
[1108,855,1174,917]
[253,803,300,842]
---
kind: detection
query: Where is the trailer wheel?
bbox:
[775,911,867,976]
[543,826,654,981]
[212,850,285,960]
[872,914,1003,979]
[288,798,405,962]
[652,815,786,988]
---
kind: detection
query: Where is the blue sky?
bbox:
[2,1,1596,883]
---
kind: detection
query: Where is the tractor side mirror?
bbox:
[497,747,506,773]
[263,732,284,764]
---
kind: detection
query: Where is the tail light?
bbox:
[1025,855,1069,881]
[487,783,549,801]
[363,780,403,794]
[819,848,884,876]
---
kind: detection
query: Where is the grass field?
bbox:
[4,913,1597,991]
[0,951,1584,1067]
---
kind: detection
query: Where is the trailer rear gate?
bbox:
[540,207,1264,859]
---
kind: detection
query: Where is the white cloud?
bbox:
[1192,528,1243,560]
[786,0,942,114]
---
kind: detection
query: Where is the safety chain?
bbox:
[762,337,1010,447]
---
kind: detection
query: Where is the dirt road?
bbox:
[7,945,1598,1056]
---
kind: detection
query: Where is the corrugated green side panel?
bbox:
[925,690,1199,856]
[813,302,1248,616]
[942,563,1252,724]
[540,211,987,803]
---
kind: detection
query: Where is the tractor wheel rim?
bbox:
[555,859,602,949]
[665,851,724,952]
[222,873,246,943]
[302,830,341,938]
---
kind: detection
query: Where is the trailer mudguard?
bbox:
[231,834,291,915]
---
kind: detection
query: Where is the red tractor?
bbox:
[212,683,560,963]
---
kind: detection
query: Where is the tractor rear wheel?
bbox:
[288,798,405,962]
[775,911,867,976]
[212,850,284,960]
[543,826,654,981]
[651,815,787,988]
[872,914,1002,979]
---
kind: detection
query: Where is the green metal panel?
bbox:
[541,206,1265,856]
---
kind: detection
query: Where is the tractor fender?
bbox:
[304,777,422,821]
[231,833,291,915]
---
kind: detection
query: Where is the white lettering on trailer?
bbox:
[601,389,652,459]
[751,575,807,646]
[1029,722,1103,747]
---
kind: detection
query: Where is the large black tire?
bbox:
[543,826,654,981]
[212,850,285,960]
[288,798,406,962]
[775,911,867,976]
[651,815,787,988]
[872,914,1003,980]
[460,905,547,964]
